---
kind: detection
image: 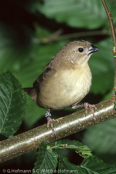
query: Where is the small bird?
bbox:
[24,40,99,134]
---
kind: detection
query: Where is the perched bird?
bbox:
[24,40,99,133]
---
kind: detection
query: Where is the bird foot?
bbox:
[45,110,59,135]
[72,102,97,123]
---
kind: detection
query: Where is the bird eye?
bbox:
[78,48,84,52]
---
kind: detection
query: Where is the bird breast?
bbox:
[38,64,92,109]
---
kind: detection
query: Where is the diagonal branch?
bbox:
[0,97,115,163]
[0,0,116,163]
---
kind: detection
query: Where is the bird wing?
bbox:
[33,55,56,89]
[44,56,55,69]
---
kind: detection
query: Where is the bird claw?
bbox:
[45,110,59,135]
[72,102,97,123]
[84,103,97,122]
[45,111,52,117]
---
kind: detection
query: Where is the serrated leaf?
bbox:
[35,0,108,29]
[34,141,116,174]
[33,141,58,174]
[81,156,116,174]
[0,71,26,138]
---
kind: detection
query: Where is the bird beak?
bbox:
[87,45,99,55]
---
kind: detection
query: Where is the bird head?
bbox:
[59,40,99,66]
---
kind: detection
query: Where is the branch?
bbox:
[0,0,116,163]
[39,30,108,43]
[0,97,115,163]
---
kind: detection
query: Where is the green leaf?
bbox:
[0,70,26,138]
[35,0,108,29]
[77,145,92,158]
[34,140,116,174]
[52,140,116,173]
[54,139,82,146]
[33,141,58,174]
[83,119,116,164]
[58,155,82,174]
[51,139,92,158]
[81,156,116,174]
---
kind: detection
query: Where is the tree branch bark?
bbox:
[0,0,116,163]
[0,97,115,163]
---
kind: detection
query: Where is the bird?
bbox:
[24,40,99,134]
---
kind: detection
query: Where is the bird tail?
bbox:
[23,87,37,103]
[24,87,33,95]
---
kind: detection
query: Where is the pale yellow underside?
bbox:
[38,64,92,109]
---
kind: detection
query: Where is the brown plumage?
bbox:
[24,40,99,134]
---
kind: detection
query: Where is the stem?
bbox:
[40,30,107,43]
